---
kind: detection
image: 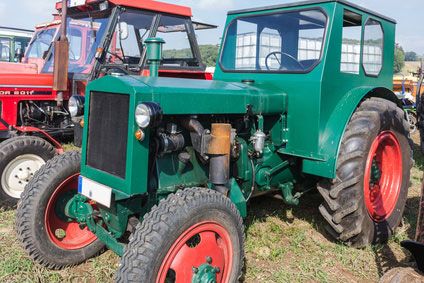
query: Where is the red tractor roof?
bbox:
[56,0,192,17]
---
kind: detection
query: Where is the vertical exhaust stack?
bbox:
[208,123,232,195]
[53,0,70,106]
[145,37,165,77]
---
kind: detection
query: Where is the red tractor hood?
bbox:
[0,73,53,88]
[0,62,39,74]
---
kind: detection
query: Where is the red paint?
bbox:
[44,174,97,250]
[157,221,233,283]
[363,131,402,222]
[141,69,213,80]
[56,0,192,17]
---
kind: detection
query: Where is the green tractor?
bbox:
[17,0,412,281]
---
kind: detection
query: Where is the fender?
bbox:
[302,86,400,179]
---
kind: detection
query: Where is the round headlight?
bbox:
[135,102,162,128]
[69,95,85,118]
[135,104,151,128]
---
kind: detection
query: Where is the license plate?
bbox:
[78,176,112,208]
[68,0,85,7]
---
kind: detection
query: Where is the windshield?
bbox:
[220,9,327,72]
[42,14,110,74]
[26,27,58,59]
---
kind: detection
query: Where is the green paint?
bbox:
[145,37,165,77]
[74,1,398,259]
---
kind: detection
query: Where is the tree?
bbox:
[394,44,405,73]
[405,51,418,62]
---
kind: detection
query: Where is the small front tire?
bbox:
[117,188,245,283]
[16,151,104,269]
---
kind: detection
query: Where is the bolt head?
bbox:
[192,267,198,274]
[206,256,212,264]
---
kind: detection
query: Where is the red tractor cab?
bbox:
[0,0,216,208]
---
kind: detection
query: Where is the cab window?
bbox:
[340,10,362,74]
[156,15,200,67]
[220,9,327,72]
[362,19,383,76]
[0,38,11,61]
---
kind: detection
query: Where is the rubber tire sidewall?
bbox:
[118,188,244,283]
[16,152,104,268]
[0,136,55,208]
[356,104,410,245]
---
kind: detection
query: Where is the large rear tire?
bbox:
[0,136,56,209]
[318,97,412,247]
[116,188,245,283]
[16,151,104,269]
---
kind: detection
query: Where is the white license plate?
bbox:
[68,0,86,7]
[78,176,112,208]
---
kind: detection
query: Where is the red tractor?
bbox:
[0,0,215,208]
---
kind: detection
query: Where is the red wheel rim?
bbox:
[364,131,403,222]
[157,221,233,283]
[44,174,97,250]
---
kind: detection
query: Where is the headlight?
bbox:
[135,102,162,128]
[69,95,85,118]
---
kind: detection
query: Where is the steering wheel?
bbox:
[265,51,304,71]
[103,65,130,76]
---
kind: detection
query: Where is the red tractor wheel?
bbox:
[16,151,104,269]
[318,97,412,247]
[116,188,244,283]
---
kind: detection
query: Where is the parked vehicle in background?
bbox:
[0,26,33,63]
[17,1,412,282]
[0,0,215,209]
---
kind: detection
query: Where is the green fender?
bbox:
[302,87,400,179]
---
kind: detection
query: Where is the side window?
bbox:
[363,19,383,76]
[341,10,362,74]
[69,28,82,62]
[0,38,11,61]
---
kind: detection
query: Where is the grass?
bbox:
[0,135,423,282]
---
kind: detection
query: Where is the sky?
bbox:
[0,0,422,53]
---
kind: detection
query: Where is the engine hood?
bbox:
[0,62,39,74]
[0,73,53,88]
[87,75,287,115]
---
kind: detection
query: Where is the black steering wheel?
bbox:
[103,65,130,76]
[265,51,304,71]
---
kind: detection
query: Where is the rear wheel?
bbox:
[318,97,412,247]
[116,188,244,283]
[16,151,104,269]
[0,136,55,209]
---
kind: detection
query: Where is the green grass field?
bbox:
[0,136,422,283]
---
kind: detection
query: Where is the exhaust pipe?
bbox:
[207,123,231,195]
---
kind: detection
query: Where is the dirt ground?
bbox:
[0,134,423,282]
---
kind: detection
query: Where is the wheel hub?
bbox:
[157,222,233,283]
[1,154,45,198]
[192,258,220,283]
[364,131,403,222]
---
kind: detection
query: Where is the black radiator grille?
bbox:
[86,92,130,179]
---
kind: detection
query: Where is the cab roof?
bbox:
[57,0,192,17]
[228,0,396,24]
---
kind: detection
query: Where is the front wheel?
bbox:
[116,188,245,283]
[0,136,56,209]
[16,151,104,269]
[318,97,412,247]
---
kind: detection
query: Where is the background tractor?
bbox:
[0,26,33,63]
[17,0,413,282]
[0,0,216,208]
